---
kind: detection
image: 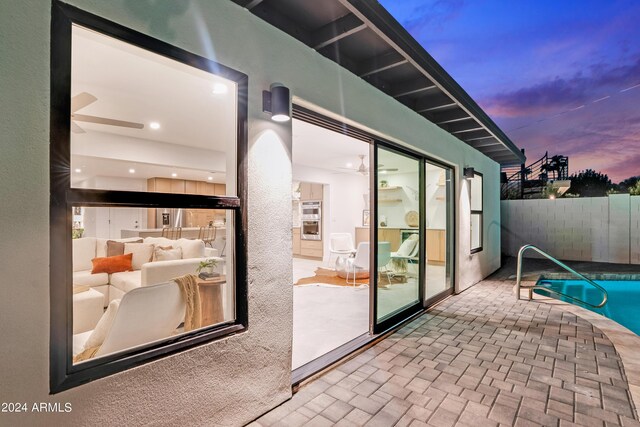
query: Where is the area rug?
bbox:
[295,267,368,286]
[294,268,406,287]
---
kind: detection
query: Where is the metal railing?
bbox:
[515,244,608,308]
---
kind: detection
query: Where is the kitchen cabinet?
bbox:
[196,181,215,196]
[147,178,225,228]
[300,239,323,259]
[170,179,185,194]
[300,182,323,201]
[355,227,370,246]
[292,228,301,255]
[185,180,198,194]
[426,229,446,264]
[148,177,172,193]
[378,228,402,251]
[214,184,226,196]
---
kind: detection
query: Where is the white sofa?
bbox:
[72,236,220,306]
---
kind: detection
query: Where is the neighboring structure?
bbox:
[501,151,571,199]
[0,1,524,425]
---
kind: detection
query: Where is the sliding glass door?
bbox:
[373,145,423,332]
[372,144,455,333]
[425,162,454,301]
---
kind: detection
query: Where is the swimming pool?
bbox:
[534,279,640,335]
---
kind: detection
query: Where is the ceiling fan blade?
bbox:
[71,92,97,113]
[379,167,398,172]
[72,114,144,129]
[71,121,86,134]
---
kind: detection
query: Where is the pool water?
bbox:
[534,279,640,335]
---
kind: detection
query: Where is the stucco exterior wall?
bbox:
[0,1,501,425]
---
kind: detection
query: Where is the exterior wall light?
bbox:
[262,83,291,122]
[463,167,475,179]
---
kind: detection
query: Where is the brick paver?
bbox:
[251,280,640,426]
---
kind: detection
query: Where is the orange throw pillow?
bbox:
[91,253,133,274]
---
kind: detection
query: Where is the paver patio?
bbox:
[251,279,640,426]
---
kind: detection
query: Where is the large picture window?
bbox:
[50,3,247,392]
[470,172,483,253]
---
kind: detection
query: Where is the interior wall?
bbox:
[0,0,501,425]
[377,172,420,229]
[294,164,369,259]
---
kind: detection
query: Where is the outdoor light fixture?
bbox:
[500,172,508,184]
[463,167,475,179]
[263,83,291,122]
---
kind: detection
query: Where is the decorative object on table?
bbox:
[380,180,388,188]
[362,210,370,227]
[379,214,387,227]
[196,258,220,280]
[405,210,419,227]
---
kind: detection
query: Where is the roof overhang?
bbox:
[232,0,526,165]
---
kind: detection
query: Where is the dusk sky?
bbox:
[379,0,640,183]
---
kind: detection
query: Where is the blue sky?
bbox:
[379,0,640,182]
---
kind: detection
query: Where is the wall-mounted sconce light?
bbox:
[262,83,291,122]
[463,167,475,179]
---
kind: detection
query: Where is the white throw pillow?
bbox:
[84,299,120,350]
[396,236,418,257]
[175,238,205,259]
[124,243,155,270]
[153,246,182,261]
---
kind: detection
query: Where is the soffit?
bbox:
[231,0,526,165]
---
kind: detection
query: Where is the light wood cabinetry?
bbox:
[300,182,323,200]
[300,239,323,258]
[426,229,446,264]
[292,228,301,255]
[146,178,227,228]
[185,180,198,194]
[170,179,185,193]
[379,228,402,251]
[355,227,370,247]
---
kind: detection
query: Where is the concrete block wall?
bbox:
[501,195,639,265]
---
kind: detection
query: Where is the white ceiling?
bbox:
[69,25,416,186]
[71,25,236,150]
[292,119,418,175]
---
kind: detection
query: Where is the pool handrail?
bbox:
[515,244,608,309]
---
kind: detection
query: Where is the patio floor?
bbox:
[251,274,640,426]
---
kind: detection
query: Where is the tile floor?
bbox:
[254,278,640,426]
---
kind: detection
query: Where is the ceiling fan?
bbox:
[71,92,145,134]
[338,154,398,175]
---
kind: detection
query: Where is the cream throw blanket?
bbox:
[74,275,201,363]
[174,274,202,332]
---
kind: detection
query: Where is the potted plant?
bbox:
[196,258,219,279]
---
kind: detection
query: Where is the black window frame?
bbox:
[470,171,483,254]
[49,1,248,393]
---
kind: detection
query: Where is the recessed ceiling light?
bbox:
[74,168,82,173]
[171,173,177,177]
[207,176,213,181]
[346,162,353,168]
[212,83,228,94]
[380,170,387,174]
[129,168,136,174]
[149,122,161,130]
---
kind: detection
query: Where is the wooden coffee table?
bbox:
[196,276,226,327]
